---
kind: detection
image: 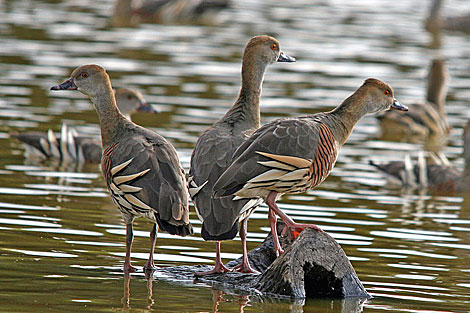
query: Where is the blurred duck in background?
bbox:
[425,0,470,34]
[378,59,450,152]
[112,0,230,26]
[10,88,158,164]
[371,120,470,194]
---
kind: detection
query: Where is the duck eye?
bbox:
[270,43,277,50]
[81,72,89,78]
[384,90,390,96]
[127,95,132,100]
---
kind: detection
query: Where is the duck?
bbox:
[189,35,295,275]
[213,78,408,257]
[51,64,193,272]
[10,88,158,164]
[112,0,230,27]
[378,59,450,151]
[425,0,470,34]
[370,120,470,194]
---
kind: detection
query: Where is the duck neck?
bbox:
[429,0,443,20]
[219,58,266,128]
[241,55,268,92]
[328,93,365,146]
[90,85,127,148]
[426,66,447,118]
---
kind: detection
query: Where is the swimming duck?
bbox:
[371,120,470,194]
[378,59,450,151]
[11,88,158,164]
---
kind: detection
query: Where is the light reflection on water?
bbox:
[0,0,469,312]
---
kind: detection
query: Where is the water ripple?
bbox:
[0,217,59,228]
[371,229,459,242]
[7,248,77,258]
[22,228,103,236]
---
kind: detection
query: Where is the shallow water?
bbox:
[0,0,470,312]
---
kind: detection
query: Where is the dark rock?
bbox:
[253,226,370,299]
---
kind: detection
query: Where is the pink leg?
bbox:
[195,241,230,276]
[232,218,260,274]
[266,191,322,255]
[144,224,158,271]
[266,193,284,257]
[124,223,138,273]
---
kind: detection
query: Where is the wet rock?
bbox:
[158,221,370,299]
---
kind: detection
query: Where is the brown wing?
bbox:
[102,133,192,236]
[213,115,338,198]
[189,125,261,239]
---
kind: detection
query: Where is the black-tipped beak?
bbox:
[277,51,296,63]
[391,98,408,111]
[50,78,77,91]
[137,102,159,114]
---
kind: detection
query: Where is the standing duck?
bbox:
[51,65,192,272]
[11,88,158,164]
[213,78,408,257]
[189,35,295,275]
[370,120,470,194]
[378,59,450,151]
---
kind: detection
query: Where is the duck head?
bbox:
[114,88,159,116]
[243,35,295,66]
[51,64,111,99]
[240,36,295,92]
[360,78,408,114]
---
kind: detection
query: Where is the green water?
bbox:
[0,0,469,312]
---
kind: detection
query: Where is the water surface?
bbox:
[0,0,469,312]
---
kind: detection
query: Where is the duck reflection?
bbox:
[122,273,131,309]
[121,274,255,312]
[210,289,250,313]
[122,271,156,310]
[18,152,93,173]
[258,297,365,313]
